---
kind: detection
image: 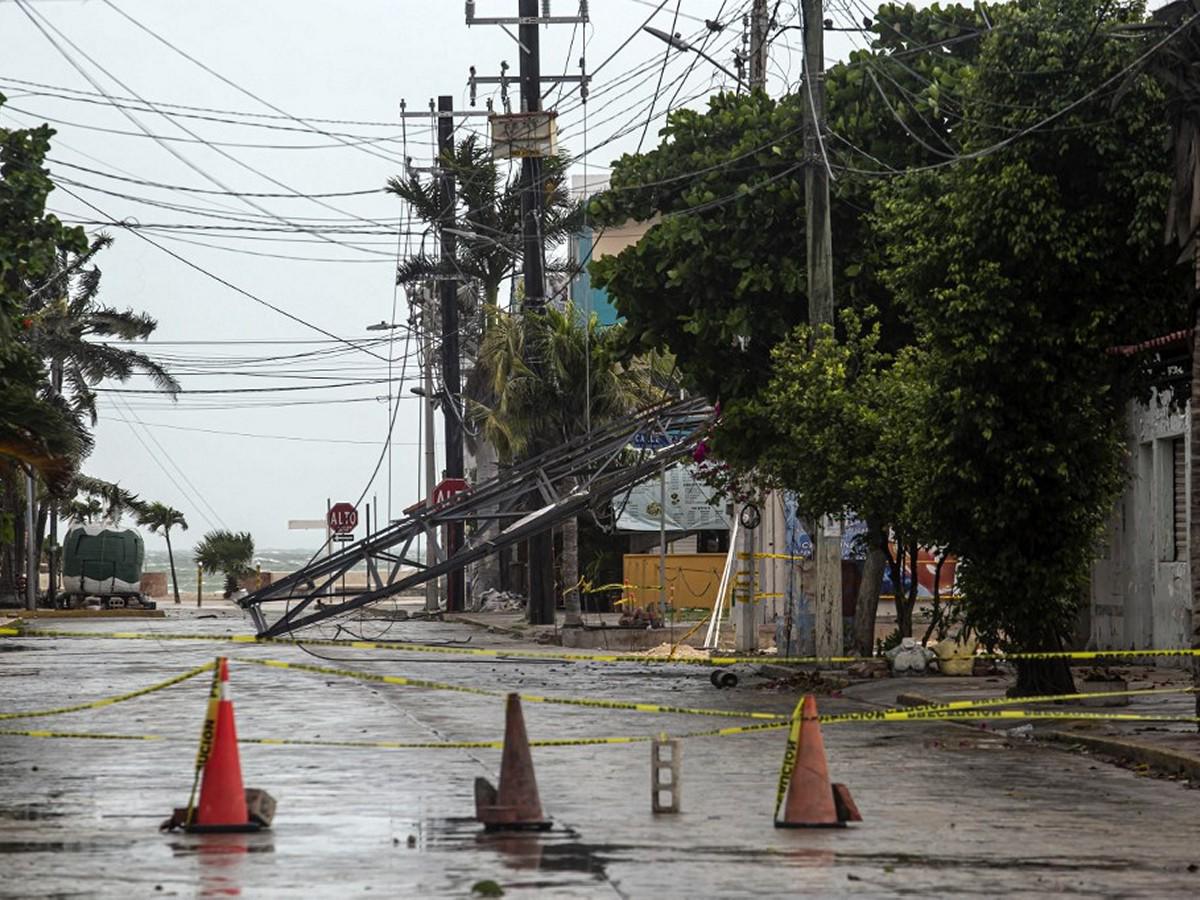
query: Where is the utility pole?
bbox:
[437,95,465,613]
[421,290,441,612]
[467,1,589,625]
[802,0,842,657]
[750,0,769,91]
[518,0,556,625]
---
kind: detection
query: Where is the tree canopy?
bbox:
[585,0,1191,685]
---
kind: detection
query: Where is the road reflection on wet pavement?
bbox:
[2,614,1198,897]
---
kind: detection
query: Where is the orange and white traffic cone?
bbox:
[774,694,861,828]
[162,658,275,833]
[474,693,551,832]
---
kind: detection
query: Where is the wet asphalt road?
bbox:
[1,613,1198,898]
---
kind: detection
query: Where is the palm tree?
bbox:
[387,134,582,602]
[17,233,179,597]
[137,502,188,604]
[25,234,179,426]
[193,530,255,599]
[470,303,671,623]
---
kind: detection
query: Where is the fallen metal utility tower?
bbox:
[239,398,713,638]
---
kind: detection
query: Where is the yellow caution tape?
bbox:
[3,706,1199,750]
[896,684,1196,715]
[0,625,858,665]
[0,728,164,742]
[0,661,214,720]
[9,624,1200,665]
[237,657,787,720]
[773,697,805,820]
[186,660,224,825]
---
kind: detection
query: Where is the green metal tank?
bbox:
[61,523,145,597]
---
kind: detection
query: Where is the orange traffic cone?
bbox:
[774,694,861,829]
[475,694,551,832]
[162,658,275,833]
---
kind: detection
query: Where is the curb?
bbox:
[4,609,166,620]
[1039,731,1200,781]
[895,691,1200,781]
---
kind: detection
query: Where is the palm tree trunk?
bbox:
[165,528,181,604]
[562,515,582,626]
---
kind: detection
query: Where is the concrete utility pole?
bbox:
[802,0,842,657]
[735,506,757,652]
[517,0,557,625]
[437,95,465,613]
[421,296,441,611]
[750,0,770,91]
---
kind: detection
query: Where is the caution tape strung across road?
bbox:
[0,625,859,665]
[2,706,1199,750]
[238,657,787,720]
[10,624,1200,664]
[0,644,1193,731]
[0,661,215,720]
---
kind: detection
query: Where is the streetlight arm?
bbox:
[643,26,748,89]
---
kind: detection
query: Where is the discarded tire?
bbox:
[710,669,738,689]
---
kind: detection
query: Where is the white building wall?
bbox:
[1090,391,1190,654]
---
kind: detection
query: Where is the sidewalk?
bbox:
[843,667,1200,782]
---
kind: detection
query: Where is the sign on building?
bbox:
[614,464,730,532]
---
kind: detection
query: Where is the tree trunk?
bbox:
[884,540,905,638]
[0,475,18,603]
[47,501,58,606]
[562,515,582,626]
[921,550,950,645]
[165,528,181,604]
[852,523,886,656]
[1013,659,1076,696]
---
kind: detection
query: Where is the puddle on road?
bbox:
[413,817,611,883]
[0,803,66,821]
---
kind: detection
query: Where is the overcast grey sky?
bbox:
[0,1,882,552]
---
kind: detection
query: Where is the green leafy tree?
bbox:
[742,311,934,650]
[194,530,255,598]
[876,0,1186,692]
[137,502,188,605]
[0,93,87,600]
[589,3,988,648]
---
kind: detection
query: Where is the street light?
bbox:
[643,26,748,89]
[366,319,405,522]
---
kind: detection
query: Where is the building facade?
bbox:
[1090,391,1191,653]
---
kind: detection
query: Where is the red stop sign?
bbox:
[327,502,358,534]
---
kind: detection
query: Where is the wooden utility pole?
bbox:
[802,0,842,657]
[437,95,465,613]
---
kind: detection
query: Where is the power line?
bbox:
[55,184,391,362]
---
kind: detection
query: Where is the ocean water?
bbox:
[143,548,336,595]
